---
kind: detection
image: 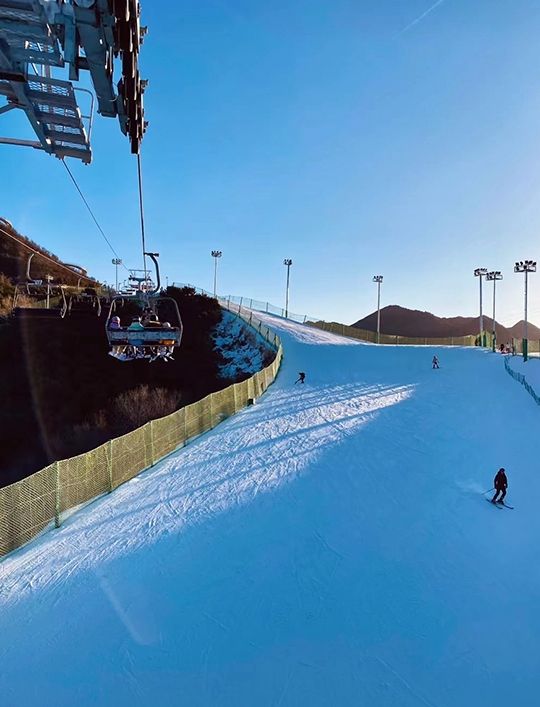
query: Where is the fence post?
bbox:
[150,420,155,466]
[107,440,113,492]
[54,461,61,529]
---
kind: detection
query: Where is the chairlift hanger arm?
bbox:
[144,251,160,293]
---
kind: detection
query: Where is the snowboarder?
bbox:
[432,355,439,369]
[295,372,306,384]
[491,467,508,505]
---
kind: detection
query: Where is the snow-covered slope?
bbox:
[1,313,539,707]
[213,310,273,380]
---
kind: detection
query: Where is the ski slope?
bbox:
[1,313,539,707]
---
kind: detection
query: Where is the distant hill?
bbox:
[0,217,97,286]
[506,320,540,339]
[352,305,540,341]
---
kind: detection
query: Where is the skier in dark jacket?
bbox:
[432,355,440,369]
[491,467,508,505]
[295,372,306,384]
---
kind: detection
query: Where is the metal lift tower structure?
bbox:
[0,0,146,163]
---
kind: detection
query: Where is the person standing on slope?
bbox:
[295,372,306,384]
[432,355,440,369]
[491,467,508,505]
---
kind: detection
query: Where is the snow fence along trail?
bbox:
[1,313,539,707]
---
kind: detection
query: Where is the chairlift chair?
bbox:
[105,252,183,362]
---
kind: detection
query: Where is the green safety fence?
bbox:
[503,356,540,406]
[307,320,490,347]
[0,300,282,558]
[180,284,501,349]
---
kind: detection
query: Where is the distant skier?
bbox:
[432,355,439,369]
[491,467,508,505]
[295,371,306,384]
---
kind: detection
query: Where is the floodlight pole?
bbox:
[486,271,503,352]
[46,274,51,310]
[474,268,487,346]
[211,250,222,298]
[284,259,293,318]
[112,258,122,292]
[373,275,383,344]
[514,260,537,361]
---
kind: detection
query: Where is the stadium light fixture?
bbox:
[474,268,488,345]
[283,259,293,318]
[373,275,383,344]
[514,260,536,361]
[211,250,222,298]
[112,258,122,292]
[486,271,503,352]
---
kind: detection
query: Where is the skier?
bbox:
[491,467,508,505]
[295,372,306,384]
[432,355,440,369]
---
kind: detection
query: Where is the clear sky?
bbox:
[2,0,540,326]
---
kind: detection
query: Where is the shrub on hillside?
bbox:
[113,385,182,433]
[0,274,14,318]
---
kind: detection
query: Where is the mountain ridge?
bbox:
[352,305,540,341]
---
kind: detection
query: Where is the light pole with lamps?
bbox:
[283,259,293,318]
[514,260,537,362]
[373,275,383,344]
[486,271,503,352]
[112,258,122,292]
[211,250,222,298]
[474,268,488,346]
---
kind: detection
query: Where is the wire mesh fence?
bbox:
[503,355,540,406]
[0,303,282,558]
[176,283,501,348]
[307,320,482,347]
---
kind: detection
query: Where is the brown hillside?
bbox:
[352,305,540,342]
[0,217,97,286]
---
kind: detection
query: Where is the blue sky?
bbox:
[2,0,540,325]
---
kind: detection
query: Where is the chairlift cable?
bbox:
[136,152,148,285]
[0,224,96,284]
[61,159,129,272]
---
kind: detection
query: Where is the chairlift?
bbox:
[67,286,102,317]
[12,254,68,317]
[105,252,183,362]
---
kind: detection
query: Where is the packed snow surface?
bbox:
[1,313,539,707]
